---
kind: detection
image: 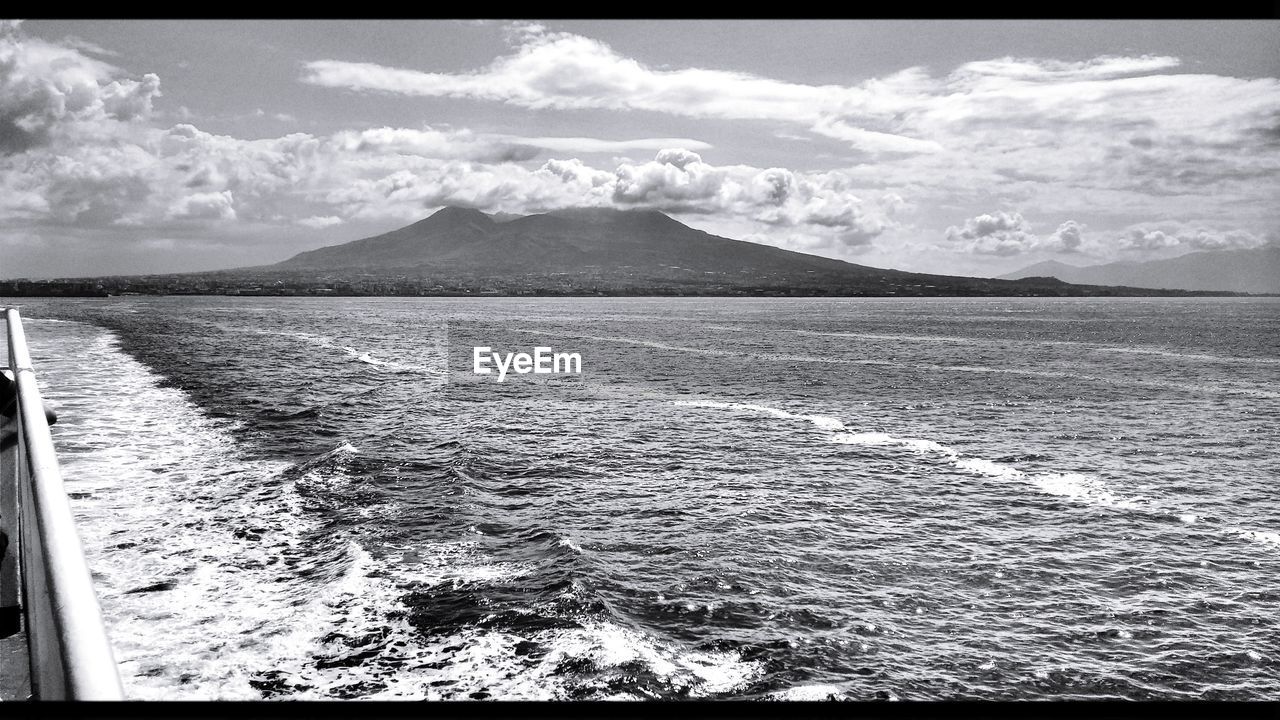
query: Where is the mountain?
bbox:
[1,207,1249,297]
[256,206,1250,297]
[1001,247,1280,294]
[278,205,890,279]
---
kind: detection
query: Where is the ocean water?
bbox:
[4,296,1279,701]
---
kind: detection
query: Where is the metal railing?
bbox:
[2,307,123,700]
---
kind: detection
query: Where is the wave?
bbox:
[234,328,443,375]
[26,324,417,698]
[676,398,1280,552]
[523,329,1274,397]
[31,322,763,699]
[678,399,1152,513]
[254,539,762,700]
[766,684,849,701]
[1091,346,1280,366]
[672,399,848,434]
[1226,529,1280,548]
[33,327,344,698]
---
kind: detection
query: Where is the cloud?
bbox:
[944,214,1094,256]
[509,135,712,154]
[952,55,1182,83]
[300,27,941,157]
[298,147,899,248]
[945,211,1035,255]
[328,126,714,163]
[297,215,343,228]
[3,20,1275,276]
[1118,224,1267,252]
[57,35,121,58]
[1041,220,1085,253]
[300,25,1280,179]
[611,149,727,208]
[943,213,1266,258]
[1120,227,1180,251]
[296,22,1280,249]
[167,190,236,221]
[0,22,161,154]
[330,126,540,163]
[605,151,898,245]
[807,119,943,155]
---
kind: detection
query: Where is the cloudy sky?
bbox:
[2,19,1278,279]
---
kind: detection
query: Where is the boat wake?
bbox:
[673,398,1278,551]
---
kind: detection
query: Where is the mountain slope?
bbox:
[1001,247,1280,293]
[259,206,1235,297]
[277,206,893,279]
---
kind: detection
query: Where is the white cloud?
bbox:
[0,21,161,154]
[57,35,121,58]
[299,25,1280,183]
[510,136,712,154]
[2,20,1277,277]
[941,213,1267,260]
[943,215,1098,256]
[945,211,1036,256]
[612,149,728,207]
[1042,220,1085,253]
[1118,223,1267,252]
[166,190,236,221]
[807,119,943,155]
[952,55,1182,83]
[300,27,940,157]
[325,126,713,163]
[297,215,343,229]
[330,126,539,163]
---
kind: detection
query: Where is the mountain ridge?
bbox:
[2,207,1249,297]
[277,205,914,279]
[1001,247,1280,294]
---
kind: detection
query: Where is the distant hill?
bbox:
[1,207,1245,297]
[1001,247,1280,294]
[277,206,894,279]
[269,206,1205,297]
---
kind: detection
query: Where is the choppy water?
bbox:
[4,296,1279,700]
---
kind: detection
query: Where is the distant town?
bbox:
[0,268,1244,299]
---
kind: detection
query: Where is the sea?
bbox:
[3,295,1278,701]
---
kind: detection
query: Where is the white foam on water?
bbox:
[805,415,848,432]
[31,327,368,699]
[954,457,1023,479]
[540,621,762,697]
[1227,529,1280,547]
[692,398,1280,555]
[31,324,762,700]
[1028,473,1151,511]
[674,400,848,433]
[258,541,763,700]
[522,329,845,366]
[681,399,1160,515]
[830,431,897,446]
[1093,346,1280,365]
[235,328,443,375]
